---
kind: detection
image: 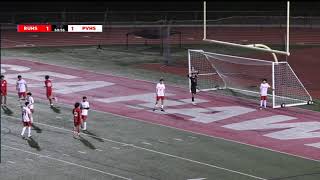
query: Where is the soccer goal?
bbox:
[188,49,313,108]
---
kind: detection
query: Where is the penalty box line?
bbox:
[2,114,267,180]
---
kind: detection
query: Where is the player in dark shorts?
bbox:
[188,70,199,105]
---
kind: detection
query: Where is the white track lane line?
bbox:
[3,115,266,180]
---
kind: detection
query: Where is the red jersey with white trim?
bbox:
[73,107,81,123]
[45,79,52,91]
[1,80,7,94]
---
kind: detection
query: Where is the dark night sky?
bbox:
[0,1,319,15]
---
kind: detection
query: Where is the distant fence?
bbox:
[1,11,320,28]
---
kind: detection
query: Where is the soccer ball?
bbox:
[307,100,314,105]
[281,103,286,108]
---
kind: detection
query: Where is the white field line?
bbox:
[2,114,266,180]
[1,145,132,180]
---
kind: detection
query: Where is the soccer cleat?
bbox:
[161,108,165,112]
[152,108,156,111]
[28,135,32,138]
[192,102,197,105]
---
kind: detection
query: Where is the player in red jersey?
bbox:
[44,75,56,107]
[72,102,82,137]
[0,75,7,106]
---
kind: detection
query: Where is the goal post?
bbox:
[188,49,313,108]
[203,1,291,56]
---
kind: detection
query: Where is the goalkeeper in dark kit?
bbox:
[188,67,199,105]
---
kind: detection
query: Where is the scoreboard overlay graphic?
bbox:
[17,24,103,33]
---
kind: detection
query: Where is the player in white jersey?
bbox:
[153,78,166,112]
[259,79,272,109]
[16,75,28,101]
[80,96,90,131]
[26,92,34,123]
[21,102,32,138]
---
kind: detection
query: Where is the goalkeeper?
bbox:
[187,68,199,105]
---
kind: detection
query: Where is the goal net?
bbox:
[188,49,312,108]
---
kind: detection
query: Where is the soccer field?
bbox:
[1,44,320,179]
[2,1,320,179]
[2,23,320,179]
[2,95,320,180]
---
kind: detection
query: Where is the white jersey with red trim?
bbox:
[81,101,90,116]
[156,83,165,96]
[260,83,271,96]
[22,107,31,122]
[26,96,34,109]
[16,79,27,92]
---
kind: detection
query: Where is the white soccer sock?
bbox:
[28,127,31,137]
[21,127,26,136]
[260,100,263,107]
[161,105,164,109]
[263,100,267,108]
[84,122,87,130]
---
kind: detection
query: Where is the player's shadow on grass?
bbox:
[79,136,96,150]
[83,130,104,142]
[32,124,42,133]
[2,106,13,116]
[50,106,61,114]
[27,137,41,151]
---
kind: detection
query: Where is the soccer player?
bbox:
[153,78,166,112]
[259,79,272,109]
[72,102,82,137]
[187,68,199,105]
[80,96,90,131]
[26,92,34,123]
[16,75,28,101]
[0,75,7,106]
[44,75,56,107]
[21,102,32,138]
